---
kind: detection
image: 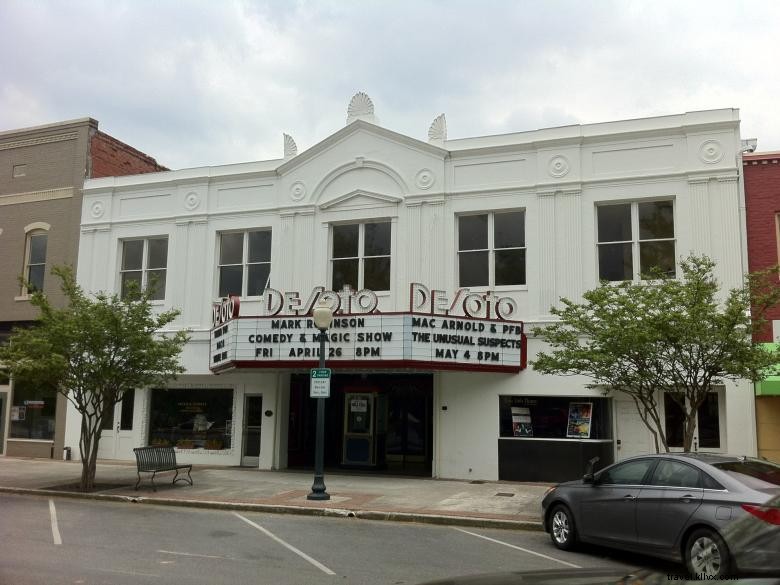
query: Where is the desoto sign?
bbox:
[210,283,525,373]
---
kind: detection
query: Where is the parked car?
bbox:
[541,453,780,577]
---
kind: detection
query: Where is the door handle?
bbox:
[680,494,694,502]
[623,494,636,500]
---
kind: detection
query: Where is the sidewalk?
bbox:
[0,456,548,530]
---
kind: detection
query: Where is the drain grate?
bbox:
[469,480,486,484]
[495,492,515,497]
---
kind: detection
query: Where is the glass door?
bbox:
[242,395,263,467]
[97,389,135,459]
[664,392,723,452]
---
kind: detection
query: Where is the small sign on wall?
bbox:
[11,406,25,421]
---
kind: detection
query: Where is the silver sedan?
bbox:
[541,453,780,577]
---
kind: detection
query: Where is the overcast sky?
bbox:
[1,0,778,170]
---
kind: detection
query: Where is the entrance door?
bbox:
[664,392,723,452]
[342,393,375,466]
[98,389,136,459]
[615,398,653,460]
[0,393,6,454]
[242,395,263,467]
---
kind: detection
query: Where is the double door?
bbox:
[98,389,135,460]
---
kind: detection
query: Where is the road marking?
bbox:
[48,499,62,545]
[452,527,581,569]
[233,512,336,576]
[97,568,160,578]
[158,549,235,560]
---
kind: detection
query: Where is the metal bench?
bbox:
[133,446,193,491]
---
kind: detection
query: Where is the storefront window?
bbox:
[148,388,233,450]
[498,396,612,440]
[10,381,57,440]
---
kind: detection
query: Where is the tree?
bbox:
[0,267,188,490]
[532,254,780,453]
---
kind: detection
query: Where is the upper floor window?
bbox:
[121,237,168,300]
[331,221,391,291]
[218,230,271,298]
[458,211,526,287]
[597,200,675,281]
[24,231,48,293]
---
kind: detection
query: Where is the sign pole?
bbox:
[308,331,330,500]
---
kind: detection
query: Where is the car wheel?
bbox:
[549,505,576,551]
[684,528,731,577]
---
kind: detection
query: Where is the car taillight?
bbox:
[741,503,780,525]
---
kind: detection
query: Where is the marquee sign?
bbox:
[210,284,526,373]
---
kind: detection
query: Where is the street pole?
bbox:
[308,308,331,501]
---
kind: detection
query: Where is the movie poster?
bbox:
[511,406,533,437]
[566,402,593,438]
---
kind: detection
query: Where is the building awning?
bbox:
[757,343,780,396]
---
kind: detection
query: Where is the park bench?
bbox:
[133,446,193,491]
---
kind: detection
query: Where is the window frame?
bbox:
[596,199,676,282]
[216,229,272,299]
[329,220,392,292]
[456,210,527,289]
[119,236,169,301]
[17,223,50,299]
[663,389,725,451]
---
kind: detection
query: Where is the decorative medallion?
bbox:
[90,201,105,219]
[415,168,435,190]
[548,155,570,178]
[428,114,447,143]
[290,181,307,201]
[699,140,723,164]
[184,192,201,211]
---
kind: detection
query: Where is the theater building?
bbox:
[64,96,756,481]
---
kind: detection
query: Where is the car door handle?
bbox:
[679,494,694,502]
[623,494,636,500]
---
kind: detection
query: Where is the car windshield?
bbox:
[712,459,780,489]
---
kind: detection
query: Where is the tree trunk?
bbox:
[78,413,103,491]
[682,408,698,453]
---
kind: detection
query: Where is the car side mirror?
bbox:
[583,473,595,484]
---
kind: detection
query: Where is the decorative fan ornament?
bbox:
[428,113,447,143]
[283,133,298,158]
[346,92,378,124]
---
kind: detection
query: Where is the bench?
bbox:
[133,446,193,491]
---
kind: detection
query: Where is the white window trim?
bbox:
[119,237,169,301]
[216,229,272,299]
[456,210,527,289]
[16,225,50,300]
[329,221,392,292]
[596,199,677,282]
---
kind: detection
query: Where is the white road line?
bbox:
[452,527,581,569]
[48,499,62,546]
[157,549,235,560]
[97,568,160,578]
[233,512,336,576]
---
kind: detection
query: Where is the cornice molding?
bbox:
[0,132,78,151]
[0,186,74,206]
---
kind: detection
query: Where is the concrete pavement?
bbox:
[0,457,549,530]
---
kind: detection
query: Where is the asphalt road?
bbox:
[0,494,665,585]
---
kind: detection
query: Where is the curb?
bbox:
[0,486,543,531]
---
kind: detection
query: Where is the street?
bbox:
[0,493,669,585]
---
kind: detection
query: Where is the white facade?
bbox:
[65,97,755,481]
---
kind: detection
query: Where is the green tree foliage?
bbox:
[0,267,188,490]
[533,255,780,453]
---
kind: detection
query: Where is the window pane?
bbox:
[697,393,720,448]
[147,238,168,269]
[639,240,676,277]
[495,249,526,286]
[9,381,57,440]
[332,259,358,291]
[29,234,48,264]
[101,404,114,430]
[664,393,685,448]
[248,231,271,263]
[27,265,45,292]
[120,389,135,431]
[364,222,391,256]
[147,269,166,300]
[598,243,633,281]
[219,233,244,265]
[333,224,359,258]
[247,263,270,296]
[597,204,632,243]
[219,265,243,297]
[650,460,701,488]
[600,459,654,485]
[149,388,233,450]
[364,257,390,291]
[494,211,525,249]
[121,271,142,298]
[122,240,144,270]
[639,201,674,240]
[458,215,488,251]
[459,251,489,287]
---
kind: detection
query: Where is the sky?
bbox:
[1,0,778,170]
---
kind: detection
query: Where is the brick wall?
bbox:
[89,131,167,178]
[744,153,780,342]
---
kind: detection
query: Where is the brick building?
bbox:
[744,151,780,462]
[0,118,166,458]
